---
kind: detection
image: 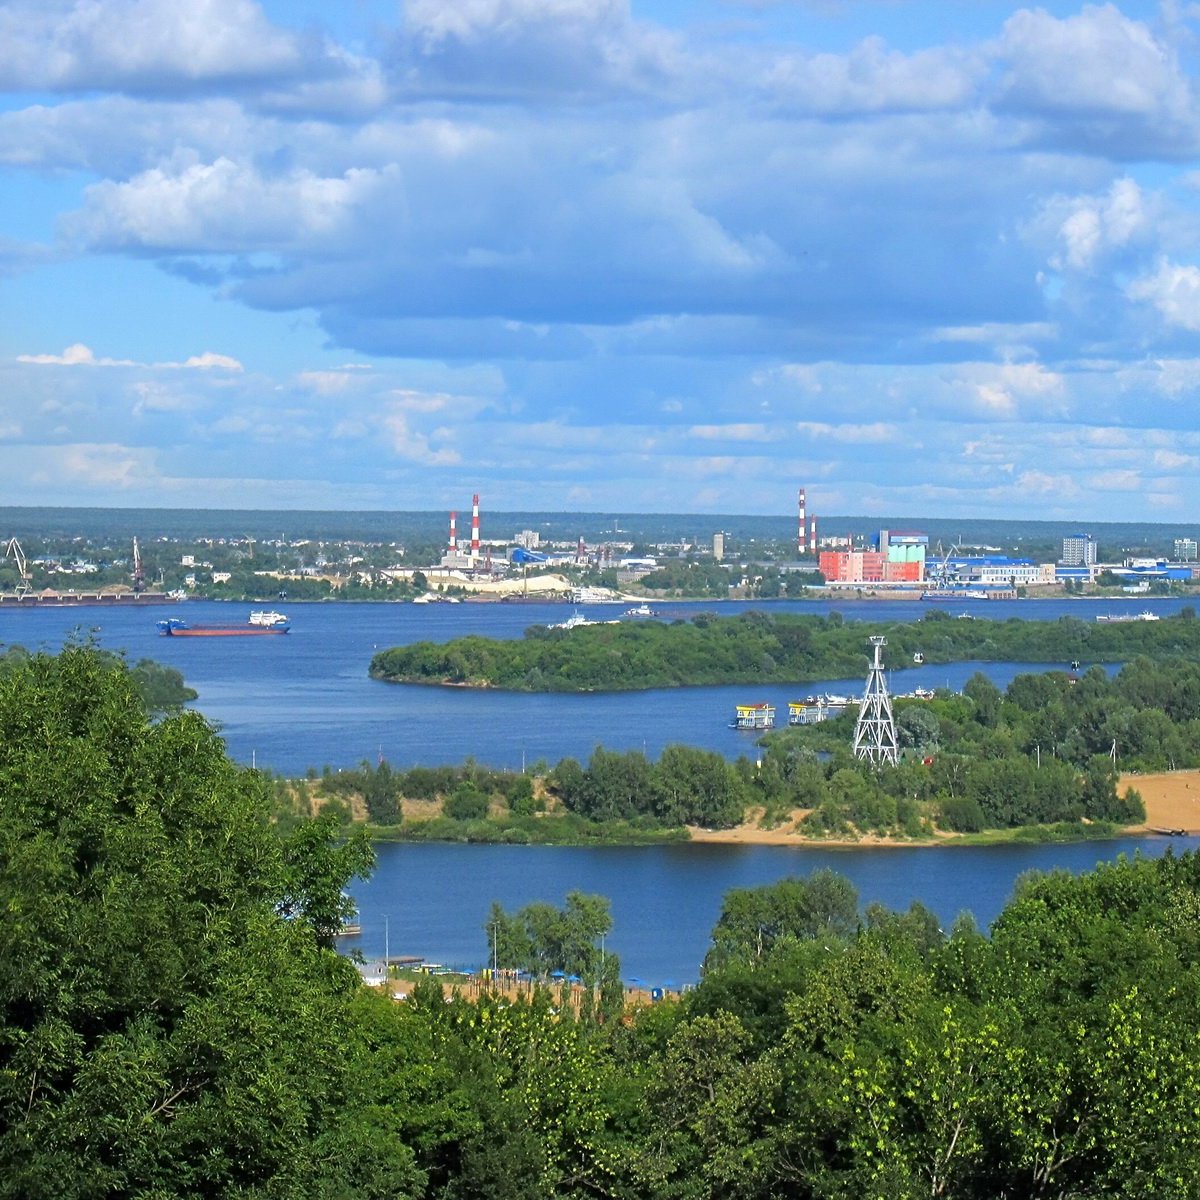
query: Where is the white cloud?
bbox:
[1013,469,1082,500]
[794,421,896,444]
[0,0,315,93]
[766,36,979,115]
[687,423,771,442]
[175,352,243,371]
[1042,178,1148,272]
[1089,468,1143,491]
[1153,449,1197,470]
[380,411,461,465]
[53,442,158,488]
[18,343,134,366]
[130,381,192,415]
[997,5,1189,121]
[69,157,394,252]
[962,362,1066,419]
[296,371,356,395]
[17,342,242,370]
[405,0,628,47]
[1127,259,1200,330]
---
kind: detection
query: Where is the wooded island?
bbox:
[369,607,1200,691]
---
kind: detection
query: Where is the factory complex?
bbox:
[817,526,1200,597]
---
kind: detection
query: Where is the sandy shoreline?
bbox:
[684,772,1200,847]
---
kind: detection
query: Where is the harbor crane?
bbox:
[131,536,145,593]
[4,537,31,598]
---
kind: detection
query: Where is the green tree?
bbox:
[705,871,859,971]
[0,645,408,1198]
[365,758,402,824]
[444,782,490,821]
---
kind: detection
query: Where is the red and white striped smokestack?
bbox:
[471,493,481,555]
[810,515,818,551]
[449,511,457,551]
[797,488,807,555]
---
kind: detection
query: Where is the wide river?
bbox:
[5,593,1196,983]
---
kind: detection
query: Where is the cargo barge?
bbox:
[156,615,290,637]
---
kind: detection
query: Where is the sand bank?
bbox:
[684,773,1200,847]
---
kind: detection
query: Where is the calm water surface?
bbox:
[4,595,1192,984]
[0,595,1179,774]
[340,835,1200,986]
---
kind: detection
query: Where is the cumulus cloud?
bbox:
[996,5,1193,128]
[966,362,1067,420]
[765,36,980,115]
[1127,258,1200,330]
[9,2,1200,516]
[69,156,394,252]
[1030,177,1150,273]
[394,0,686,102]
[0,0,331,95]
[1148,357,1200,396]
[380,409,462,465]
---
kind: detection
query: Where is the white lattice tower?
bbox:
[853,635,899,766]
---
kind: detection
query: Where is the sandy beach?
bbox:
[685,773,1200,846]
[1121,769,1200,834]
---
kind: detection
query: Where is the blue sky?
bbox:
[3,1,1200,520]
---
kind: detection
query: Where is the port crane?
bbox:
[131,536,145,593]
[4,537,31,597]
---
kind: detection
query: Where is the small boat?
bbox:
[249,609,289,627]
[156,616,289,637]
[1095,611,1160,623]
[551,611,594,630]
[622,604,656,617]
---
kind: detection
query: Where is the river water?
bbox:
[0,593,1184,774]
[5,593,1195,984]
[339,836,1199,986]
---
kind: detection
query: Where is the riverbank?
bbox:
[1122,769,1200,835]
[682,773,1200,848]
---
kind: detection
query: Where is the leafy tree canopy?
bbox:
[0,645,400,1198]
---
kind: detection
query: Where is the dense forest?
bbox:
[4,645,1200,1197]
[369,608,1200,691]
